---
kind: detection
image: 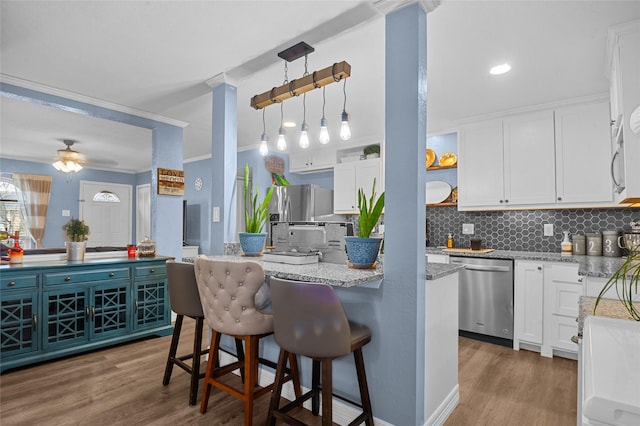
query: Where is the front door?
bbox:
[80,181,132,247]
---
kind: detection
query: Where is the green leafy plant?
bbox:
[594,254,640,321]
[363,144,380,156]
[243,164,274,233]
[357,178,385,238]
[63,218,90,242]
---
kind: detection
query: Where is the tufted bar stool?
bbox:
[267,277,374,426]
[162,260,210,406]
[194,256,301,425]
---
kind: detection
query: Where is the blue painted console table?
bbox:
[0,256,173,373]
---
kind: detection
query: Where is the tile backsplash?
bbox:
[426,206,639,253]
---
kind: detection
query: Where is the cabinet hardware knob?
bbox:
[135,300,139,313]
[150,268,155,273]
[92,306,95,319]
[86,306,90,318]
[8,281,16,286]
[505,199,509,203]
[570,335,579,345]
[65,276,71,282]
[578,277,583,283]
[109,272,115,277]
[33,314,37,329]
[557,197,562,201]
[499,200,504,203]
[537,266,542,271]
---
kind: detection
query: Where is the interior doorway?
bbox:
[136,184,151,244]
[80,181,132,247]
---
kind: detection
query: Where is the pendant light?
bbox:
[259,108,269,156]
[299,93,310,149]
[340,78,352,141]
[319,86,330,144]
[277,102,287,151]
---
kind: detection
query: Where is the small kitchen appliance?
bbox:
[267,221,353,264]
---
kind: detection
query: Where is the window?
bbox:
[92,190,121,203]
[0,178,34,249]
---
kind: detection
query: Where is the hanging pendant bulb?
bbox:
[340,79,351,141]
[299,93,310,149]
[319,86,330,144]
[277,102,287,151]
[259,108,269,156]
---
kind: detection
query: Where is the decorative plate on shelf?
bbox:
[438,152,457,167]
[426,148,436,168]
[426,181,452,204]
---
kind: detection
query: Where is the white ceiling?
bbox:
[1,1,640,173]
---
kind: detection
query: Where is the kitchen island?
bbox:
[200,254,462,425]
[0,256,173,373]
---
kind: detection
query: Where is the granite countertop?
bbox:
[199,255,461,287]
[426,247,628,279]
[578,296,638,336]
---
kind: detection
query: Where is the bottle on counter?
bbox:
[9,234,23,264]
[561,231,572,254]
[446,233,454,248]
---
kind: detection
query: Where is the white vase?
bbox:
[66,241,86,261]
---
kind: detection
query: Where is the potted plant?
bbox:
[239,164,274,256]
[63,218,90,261]
[363,144,380,159]
[594,253,640,321]
[345,179,385,268]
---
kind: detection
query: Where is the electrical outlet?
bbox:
[62,210,70,217]
[543,223,554,236]
[462,223,475,235]
[212,207,220,222]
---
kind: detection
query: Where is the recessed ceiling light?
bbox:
[489,63,511,75]
[283,121,296,128]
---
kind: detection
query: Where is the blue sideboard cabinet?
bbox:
[0,257,172,372]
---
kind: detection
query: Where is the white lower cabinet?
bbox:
[514,261,582,358]
[514,261,544,347]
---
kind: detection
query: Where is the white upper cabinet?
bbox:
[333,158,382,213]
[289,149,335,173]
[554,99,612,204]
[503,110,556,206]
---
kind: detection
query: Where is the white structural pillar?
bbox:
[208,76,238,255]
[383,3,428,424]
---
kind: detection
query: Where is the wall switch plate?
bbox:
[212,207,220,222]
[462,223,475,235]
[544,223,554,236]
[62,210,70,217]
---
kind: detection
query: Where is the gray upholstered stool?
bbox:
[267,277,374,426]
[162,260,211,405]
[194,256,300,426]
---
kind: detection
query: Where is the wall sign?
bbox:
[157,168,184,196]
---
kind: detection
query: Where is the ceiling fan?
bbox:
[52,139,87,173]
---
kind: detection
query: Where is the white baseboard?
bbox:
[425,385,459,426]
[218,352,393,425]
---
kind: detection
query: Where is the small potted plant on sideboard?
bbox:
[63,218,90,261]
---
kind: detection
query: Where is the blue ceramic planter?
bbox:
[344,236,383,269]
[239,233,266,256]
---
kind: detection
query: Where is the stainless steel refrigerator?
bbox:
[268,185,333,222]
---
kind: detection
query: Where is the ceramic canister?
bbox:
[602,230,621,257]
[572,234,586,255]
[586,232,602,256]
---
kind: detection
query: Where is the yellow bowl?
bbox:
[426,149,436,168]
[439,152,457,167]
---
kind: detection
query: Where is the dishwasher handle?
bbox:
[459,264,511,272]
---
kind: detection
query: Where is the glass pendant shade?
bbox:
[299,122,310,149]
[259,133,269,156]
[277,127,287,151]
[340,111,352,141]
[319,117,330,144]
[53,160,83,173]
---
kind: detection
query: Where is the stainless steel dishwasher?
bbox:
[450,256,514,345]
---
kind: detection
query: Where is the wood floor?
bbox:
[1,318,576,425]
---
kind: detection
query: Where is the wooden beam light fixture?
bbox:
[250,42,351,110]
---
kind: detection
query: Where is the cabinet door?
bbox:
[503,110,556,206]
[1,289,39,358]
[356,158,383,200]
[43,286,90,350]
[333,162,356,212]
[458,119,505,207]
[308,149,335,169]
[289,152,310,173]
[91,281,130,341]
[514,262,544,345]
[549,315,579,353]
[133,278,169,331]
[555,100,613,204]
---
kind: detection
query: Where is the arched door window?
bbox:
[92,190,121,203]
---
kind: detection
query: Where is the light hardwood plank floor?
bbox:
[1,319,576,425]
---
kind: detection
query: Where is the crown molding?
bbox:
[205,72,239,89]
[0,74,189,128]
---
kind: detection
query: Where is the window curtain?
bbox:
[12,173,52,248]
